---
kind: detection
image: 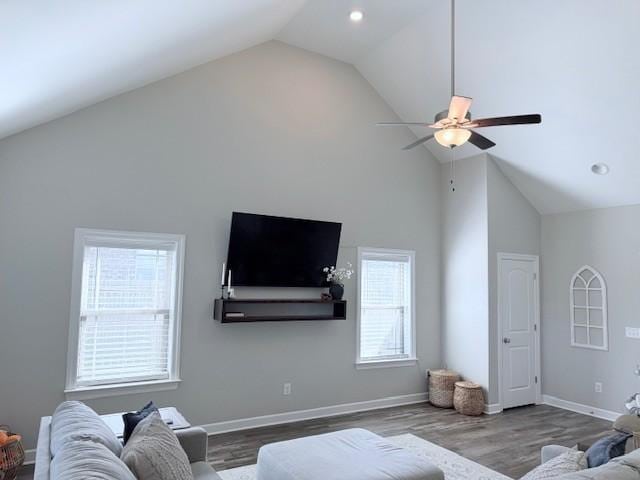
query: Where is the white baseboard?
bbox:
[543,394,620,421]
[202,392,428,435]
[484,403,502,415]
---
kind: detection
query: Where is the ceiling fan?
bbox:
[377,0,541,151]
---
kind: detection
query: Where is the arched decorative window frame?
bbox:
[570,265,608,351]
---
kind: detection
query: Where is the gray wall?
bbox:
[441,155,489,393]
[487,157,541,404]
[541,205,640,412]
[440,154,540,404]
[0,41,443,448]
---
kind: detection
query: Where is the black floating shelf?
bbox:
[213,298,346,323]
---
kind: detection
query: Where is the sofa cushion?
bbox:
[121,411,193,480]
[557,462,639,479]
[191,462,223,480]
[50,440,136,480]
[540,445,575,465]
[521,449,586,480]
[50,401,122,457]
[558,447,640,479]
[122,401,158,444]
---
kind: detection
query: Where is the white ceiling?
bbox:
[0,0,305,140]
[276,0,430,63]
[2,0,639,214]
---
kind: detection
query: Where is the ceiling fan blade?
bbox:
[448,96,473,121]
[377,122,433,127]
[402,134,434,150]
[468,114,542,128]
[468,130,496,150]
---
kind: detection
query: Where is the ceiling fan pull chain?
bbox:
[450,147,456,192]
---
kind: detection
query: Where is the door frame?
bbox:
[496,252,542,410]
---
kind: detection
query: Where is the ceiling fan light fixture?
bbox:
[434,127,471,148]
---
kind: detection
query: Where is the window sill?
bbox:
[65,378,181,400]
[355,358,418,370]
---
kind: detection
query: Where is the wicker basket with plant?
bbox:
[0,426,24,480]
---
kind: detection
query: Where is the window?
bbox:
[356,248,416,367]
[66,229,185,398]
[570,265,608,351]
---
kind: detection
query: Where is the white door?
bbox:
[499,255,539,409]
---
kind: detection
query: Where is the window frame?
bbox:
[65,228,185,400]
[356,247,417,369]
[570,265,608,351]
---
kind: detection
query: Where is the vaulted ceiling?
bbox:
[0,0,305,140]
[3,0,639,214]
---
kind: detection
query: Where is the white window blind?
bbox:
[358,249,415,363]
[67,229,184,392]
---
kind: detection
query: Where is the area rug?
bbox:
[217,433,512,480]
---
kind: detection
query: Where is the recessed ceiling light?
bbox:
[350,10,364,22]
[591,163,610,175]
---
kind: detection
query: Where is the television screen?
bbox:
[226,212,342,287]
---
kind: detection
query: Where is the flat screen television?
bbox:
[226,212,342,287]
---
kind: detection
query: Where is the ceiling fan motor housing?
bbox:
[434,109,471,124]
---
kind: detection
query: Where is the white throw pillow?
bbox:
[121,411,193,480]
[51,440,136,480]
[50,401,122,457]
[521,450,587,480]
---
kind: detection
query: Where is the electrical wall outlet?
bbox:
[595,382,603,393]
[626,327,640,339]
[283,383,292,396]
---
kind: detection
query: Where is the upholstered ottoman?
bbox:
[256,428,444,480]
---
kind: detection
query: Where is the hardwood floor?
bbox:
[208,403,612,478]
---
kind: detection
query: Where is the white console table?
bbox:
[100,406,190,438]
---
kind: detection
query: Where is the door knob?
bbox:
[503,337,511,344]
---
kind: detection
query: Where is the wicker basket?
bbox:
[453,381,485,416]
[428,369,460,408]
[0,426,24,480]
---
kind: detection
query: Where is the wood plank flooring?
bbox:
[208,403,612,479]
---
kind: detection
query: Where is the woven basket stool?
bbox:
[453,381,485,416]
[428,369,460,408]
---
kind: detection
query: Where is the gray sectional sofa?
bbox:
[34,406,221,480]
